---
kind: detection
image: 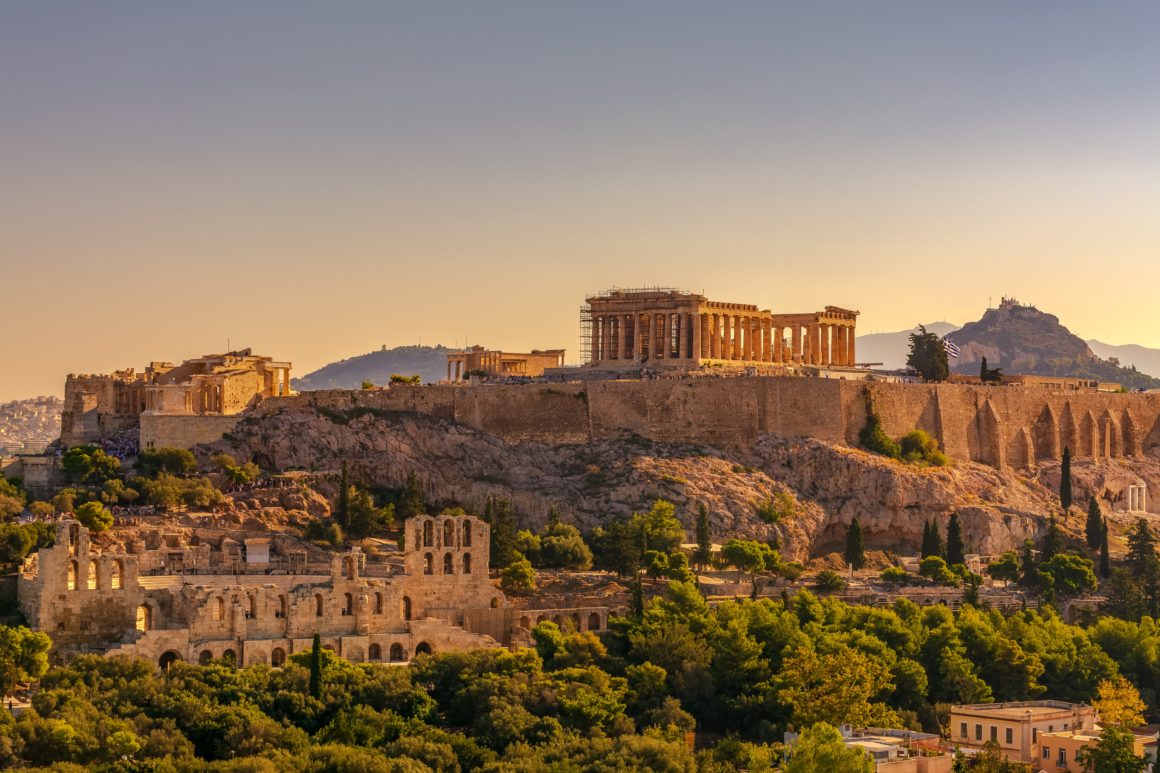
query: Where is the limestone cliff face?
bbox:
[203,405,1158,561]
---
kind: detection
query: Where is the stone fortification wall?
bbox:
[140,414,243,450]
[259,380,1160,468]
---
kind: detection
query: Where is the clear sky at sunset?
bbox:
[2,2,1158,400]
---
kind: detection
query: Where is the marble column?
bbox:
[821,324,831,366]
[734,315,743,359]
[693,313,703,362]
[847,325,856,366]
[791,326,801,363]
[617,316,627,360]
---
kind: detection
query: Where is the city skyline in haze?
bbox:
[3,2,1158,401]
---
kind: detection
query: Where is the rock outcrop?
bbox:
[202,404,1160,561]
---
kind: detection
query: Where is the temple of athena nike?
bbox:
[581,288,859,370]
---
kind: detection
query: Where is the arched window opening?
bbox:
[402,596,412,621]
[67,561,77,591]
[198,650,213,665]
[315,594,325,617]
[68,524,79,555]
[588,612,601,631]
[519,616,531,629]
[422,520,433,547]
[463,553,472,574]
[247,594,257,619]
[343,556,356,580]
[369,643,382,661]
[489,596,500,608]
[110,560,123,590]
[415,642,432,656]
[443,520,455,547]
[443,553,454,574]
[159,651,180,671]
[271,648,286,667]
[275,595,287,619]
[136,604,153,632]
[423,553,433,575]
[462,521,472,547]
[342,593,353,616]
[221,649,236,665]
[87,560,98,590]
[213,597,225,621]
[375,593,383,614]
[389,643,405,662]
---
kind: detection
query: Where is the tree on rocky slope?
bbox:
[1100,518,1111,579]
[946,513,965,566]
[1087,495,1103,550]
[694,503,712,570]
[906,325,950,382]
[1061,447,1073,511]
[844,517,865,570]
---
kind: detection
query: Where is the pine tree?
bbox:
[309,633,322,699]
[929,519,944,559]
[1042,514,1062,562]
[980,357,988,381]
[1099,518,1111,579]
[1086,495,1103,550]
[336,461,350,529]
[1060,447,1073,511]
[630,573,645,618]
[946,512,965,566]
[694,503,712,570]
[844,517,865,570]
[920,520,931,558]
[1126,518,1160,616]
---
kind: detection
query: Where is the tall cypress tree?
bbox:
[946,512,965,566]
[1099,518,1111,579]
[1042,514,1062,562]
[1060,447,1073,511]
[309,633,322,699]
[844,517,865,570]
[694,503,712,570]
[398,471,426,520]
[920,520,932,558]
[1086,495,1103,550]
[1020,539,1037,588]
[980,357,988,381]
[485,497,518,569]
[336,461,350,529]
[930,519,944,559]
[630,574,644,618]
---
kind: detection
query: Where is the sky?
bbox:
[2,2,1158,401]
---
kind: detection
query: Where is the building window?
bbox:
[1043,747,1050,759]
[1033,729,1038,743]
[443,553,453,574]
[960,723,967,739]
[976,724,982,741]
[1006,728,1013,745]
[990,726,997,742]
[1058,749,1066,766]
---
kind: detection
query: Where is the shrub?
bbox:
[814,569,848,592]
[918,556,958,585]
[898,430,949,467]
[501,557,536,592]
[859,399,901,459]
[880,566,911,585]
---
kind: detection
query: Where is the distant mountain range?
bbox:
[854,302,1160,389]
[292,346,453,390]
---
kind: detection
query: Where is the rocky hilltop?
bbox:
[293,345,453,390]
[945,299,1160,390]
[200,400,1158,562]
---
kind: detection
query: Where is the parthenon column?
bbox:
[605,317,616,360]
[821,324,831,366]
[732,315,741,359]
[693,313,703,362]
[617,316,628,360]
[847,326,856,366]
[791,326,801,363]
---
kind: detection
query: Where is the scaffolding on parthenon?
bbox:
[579,287,684,363]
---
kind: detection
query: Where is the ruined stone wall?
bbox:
[139,414,242,450]
[256,380,1160,468]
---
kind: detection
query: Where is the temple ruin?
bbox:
[580,288,858,370]
[446,346,566,381]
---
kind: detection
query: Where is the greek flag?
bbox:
[943,337,961,359]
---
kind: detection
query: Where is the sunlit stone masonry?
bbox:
[581,288,859,370]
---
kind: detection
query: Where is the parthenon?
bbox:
[582,289,859,369]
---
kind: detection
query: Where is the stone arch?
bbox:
[462,521,472,547]
[315,593,325,617]
[342,593,353,616]
[1080,411,1100,459]
[414,642,432,656]
[67,560,78,591]
[402,596,412,621]
[443,520,455,547]
[271,648,286,667]
[276,595,287,619]
[1123,410,1141,457]
[87,559,98,590]
[422,520,433,547]
[443,552,454,574]
[198,649,213,665]
[389,643,405,662]
[110,559,123,590]
[423,553,433,575]
[588,612,601,631]
[490,596,500,608]
[213,596,225,621]
[463,553,472,574]
[68,523,80,555]
[221,649,237,664]
[369,643,382,661]
[375,592,384,614]
[136,604,153,631]
[342,555,356,580]
[1033,405,1060,461]
[519,615,531,629]
[159,651,181,671]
